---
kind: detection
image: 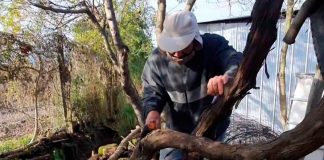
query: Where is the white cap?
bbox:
[158,10,203,53]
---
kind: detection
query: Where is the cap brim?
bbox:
[158,32,196,53]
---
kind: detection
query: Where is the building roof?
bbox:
[198,10,298,24]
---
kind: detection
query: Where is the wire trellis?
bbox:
[225,113,279,145]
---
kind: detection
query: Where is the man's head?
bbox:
[158,10,203,64]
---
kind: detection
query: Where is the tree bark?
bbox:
[279,43,288,129]
[57,33,72,131]
[30,56,43,143]
[306,2,324,114]
[279,0,294,129]
[310,2,324,77]
[283,0,321,44]
[306,66,324,114]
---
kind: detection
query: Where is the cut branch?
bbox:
[135,97,324,160]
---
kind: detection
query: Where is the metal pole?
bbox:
[259,66,264,125]
[272,19,282,130]
[288,43,296,105]
[305,19,311,73]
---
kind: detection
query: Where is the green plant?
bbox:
[111,93,137,136]
[0,134,32,154]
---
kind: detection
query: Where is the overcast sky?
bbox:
[149,0,305,23]
[150,0,255,23]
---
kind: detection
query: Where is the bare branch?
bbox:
[104,0,123,50]
[155,0,166,41]
[30,2,88,14]
[108,126,141,160]
[185,0,196,11]
[283,0,321,44]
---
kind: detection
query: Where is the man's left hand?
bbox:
[207,75,229,96]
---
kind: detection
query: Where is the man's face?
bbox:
[167,42,195,64]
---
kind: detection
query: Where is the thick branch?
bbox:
[283,0,321,44]
[194,0,284,137]
[136,98,324,160]
[310,3,324,77]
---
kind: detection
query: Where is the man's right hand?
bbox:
[145,110,161,129]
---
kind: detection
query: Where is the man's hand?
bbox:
[207,75,229,96]
[145,110,161,129]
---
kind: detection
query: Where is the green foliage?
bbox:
[70,0,154,134]
[3,80,34,107]
[71,75,107,124]
[112,93,137,136]
[71,75,137,136]
[52,148,65,160]
[0,0,24,33]
[72,23,106,56]
[0,134,32,154]
[117,0,153,84]
[72,0,154,85]
[1,0,154,142]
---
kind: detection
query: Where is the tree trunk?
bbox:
[57,33,72,132]
[30,56,43,143]
[279,43,288,129]
[279,0,294,129]
[104,0,144,126]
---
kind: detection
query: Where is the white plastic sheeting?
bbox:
[287,73,313,130]
[198,18,317,133]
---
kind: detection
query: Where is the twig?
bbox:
[108,126,141,160]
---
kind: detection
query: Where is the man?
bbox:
[141,10,242,159]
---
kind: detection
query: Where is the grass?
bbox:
[0,134,32,154]
[117,104,137,136]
